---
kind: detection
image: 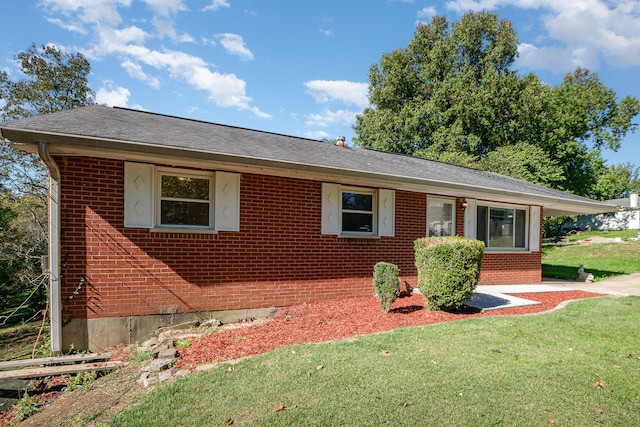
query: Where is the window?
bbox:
[157,172,213,227]
[477,205,527,249]
[341,188,375,234]
[427,197,455,237]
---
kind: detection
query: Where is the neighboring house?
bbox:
[1,106,617,352]
[571,193,639,231]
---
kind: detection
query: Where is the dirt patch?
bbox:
[3,289,604,426]
[9,359,147,427]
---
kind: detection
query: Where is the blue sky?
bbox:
[2,0,640,167]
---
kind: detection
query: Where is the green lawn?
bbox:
[110,297,640,426]
[543,230,640,281]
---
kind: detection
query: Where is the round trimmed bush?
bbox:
[414,236,484,311]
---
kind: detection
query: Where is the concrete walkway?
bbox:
[466,273,640,311]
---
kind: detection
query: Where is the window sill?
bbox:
[483,248,531,254]
[337,234,381,239]
[150,227,218,234]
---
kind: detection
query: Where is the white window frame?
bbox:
[340,186,377,236]
[155,167,215,230]
[426,197,456,237]
[476,202,529,251]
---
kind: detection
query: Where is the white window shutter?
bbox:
[215,172,240,231]
[124,162,154,228]
[321,183,341,235]
[378,189,395,237]
[463,198,477,240]
[529,206,541,252]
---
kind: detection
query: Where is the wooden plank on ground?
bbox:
[0,361,124,380]
[0,353,113,370]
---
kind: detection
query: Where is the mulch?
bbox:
[177,290,605,368]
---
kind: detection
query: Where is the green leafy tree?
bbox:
[354,12,640,197]
[0,44,95,325]
[592,163,640,200]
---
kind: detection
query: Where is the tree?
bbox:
[592,163,640,200]
[354,12,640,197]
[1,44,95,195]
[0,44,95,325]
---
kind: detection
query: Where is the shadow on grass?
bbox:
[542,264,627,281]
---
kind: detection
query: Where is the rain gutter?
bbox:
[37,142,62,354]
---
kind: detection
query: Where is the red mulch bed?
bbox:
[177,290,604,368]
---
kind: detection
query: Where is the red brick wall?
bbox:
[478,252,542,284]
[57,157,543,320]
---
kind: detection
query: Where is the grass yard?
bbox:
[109,296,640,427]
[0,322,49,362]
[542,230,640,281]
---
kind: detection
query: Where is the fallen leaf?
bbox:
[614,365,622,369]
[227,366,234,372]
[527,379,532,386]
[225,418,234,425]
[595,408,603,415]
[316,364,323,370]
[626,353,633,358]
[399,402,409,407]
[492,348,502,353]
[550,418,555,424]
[513,333,518,337]
[275,405,285,412]
[593,380,606,389]
[380,350,391,356]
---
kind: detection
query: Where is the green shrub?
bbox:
[12,392,41,421]
[372,262,401,313]
[414,236,484,311]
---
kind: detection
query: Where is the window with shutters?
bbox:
[124,162,240,232]
[321,183,394,237]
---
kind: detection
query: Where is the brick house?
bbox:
[1,106,616,352]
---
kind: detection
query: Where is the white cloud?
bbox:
[305,109,360,128]
[445,0,640,70]
[417,6,437,19]
[41,0,269,118]
[45,17,87,33]
[121,59,161,88]
[113,44,269,116]
[517,43,599,71]
[141,0,187,17]
[202,0,230,12]
[176,33,194,43]
[216,33,254,60]
[41,0,130,27]
[96,84,131,107]
[303,129,331,140]
[319,17,333,37]
[305,80,369,109]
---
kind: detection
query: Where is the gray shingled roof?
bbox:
[1,105,616,215]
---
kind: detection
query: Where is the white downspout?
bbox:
[37,142,62,354]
